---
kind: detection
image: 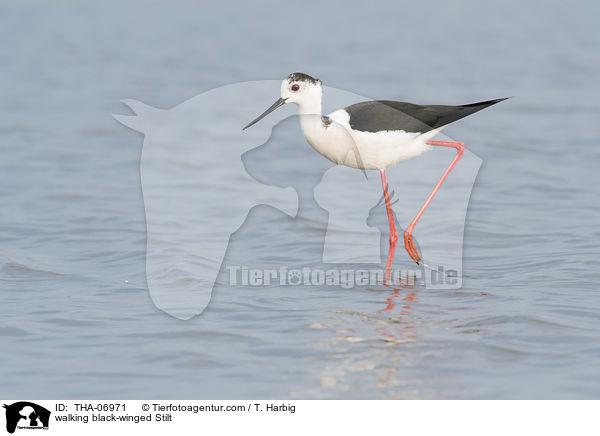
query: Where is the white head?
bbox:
[280,72,323,106]
[243,72,323,130]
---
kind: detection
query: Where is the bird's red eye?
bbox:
[291,84,300,92]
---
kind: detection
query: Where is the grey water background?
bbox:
[1,0,599,399]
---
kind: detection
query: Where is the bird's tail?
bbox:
[463,97,510,110]
[435,97,510,128]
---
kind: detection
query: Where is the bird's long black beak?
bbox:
[243,97,287,130]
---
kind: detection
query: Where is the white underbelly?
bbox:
[300,109,441,170]
[305,125,438,170]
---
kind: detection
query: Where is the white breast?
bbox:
[301,110,439,170]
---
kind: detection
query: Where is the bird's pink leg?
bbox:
[404,140,465,264]
[380,169,398,281]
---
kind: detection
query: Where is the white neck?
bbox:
[298,99,324,144]
[297,96,322,117]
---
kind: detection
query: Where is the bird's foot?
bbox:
[403,231,421,265]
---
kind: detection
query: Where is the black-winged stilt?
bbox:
[243,72,506,267]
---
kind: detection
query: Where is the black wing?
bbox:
[345,98,508,133]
